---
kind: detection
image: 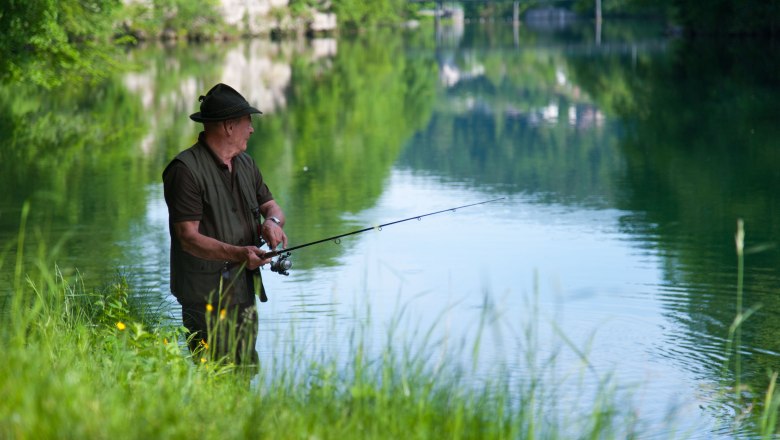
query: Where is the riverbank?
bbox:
[120,0,337,42]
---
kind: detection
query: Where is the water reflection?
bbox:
[2,19,780,437]
[400,22,780,435]
[603,38,780,404]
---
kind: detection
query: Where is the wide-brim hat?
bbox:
[189,83,262,122]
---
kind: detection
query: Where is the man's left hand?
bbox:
[262,221,288,251]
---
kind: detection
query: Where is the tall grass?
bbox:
[0,260,647,438]
[715,219,780,438]
[1,201,721,439]
[732,220,780,439]
[8,216,780,438]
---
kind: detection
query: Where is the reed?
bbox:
[734,220,780,439]
[711,219,780,438]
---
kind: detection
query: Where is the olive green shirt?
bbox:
[163,133,273,305]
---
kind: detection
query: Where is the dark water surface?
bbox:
[2,19,780,437]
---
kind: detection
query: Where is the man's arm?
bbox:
[259,199,288,250]
[174,220,270,270]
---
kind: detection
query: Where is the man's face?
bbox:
[235,115,254,151]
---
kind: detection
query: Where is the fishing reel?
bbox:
[270,252,292,276]
[257,236,292,276]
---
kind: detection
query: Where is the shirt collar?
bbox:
[198,131,230,170]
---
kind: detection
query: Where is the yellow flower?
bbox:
[220,309,227,320]
[116,322,126,331]
[200,339,209,349]
[206,304,214,312]
[163,338,168,345]
[200,357,207,364]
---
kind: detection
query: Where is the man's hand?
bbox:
[174,221,273,269]
[259,200,288,251]
[242,246,271,270]
[261,221,288,251]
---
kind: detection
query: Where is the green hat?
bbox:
[189,83,263,122]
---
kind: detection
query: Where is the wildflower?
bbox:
[116,322,126,331]
[200,339,209,349]
[206,304,214,312]
[200,357,207,364]
[220,309,227,320]
[163,338,169,345]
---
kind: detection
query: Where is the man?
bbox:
[163,83,288,365]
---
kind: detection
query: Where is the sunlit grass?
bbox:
[7,215,780,438]
[0,206,723,439]
[0,255,650,439]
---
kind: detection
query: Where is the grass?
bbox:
[717,220,780,438]
[0,258,646,439]
[5,218,780,439]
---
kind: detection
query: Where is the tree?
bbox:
[0,0,122,88]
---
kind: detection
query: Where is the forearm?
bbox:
[260,200,285,226]
[174,221,252,263]
[182,233,243,262]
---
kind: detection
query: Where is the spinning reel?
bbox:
[269,252,292,276]
[257,239,292,276]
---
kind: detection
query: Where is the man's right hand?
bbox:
[242,246,271,270]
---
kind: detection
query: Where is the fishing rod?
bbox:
[261,197,506,276]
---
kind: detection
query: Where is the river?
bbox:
[2,18,780,438]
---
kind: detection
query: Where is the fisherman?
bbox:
[163,83,288,365]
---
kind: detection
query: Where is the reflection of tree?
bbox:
[397,24,780,429]
[0,41,230,289]
[400,108,623,208]
[248,30,438,269]
[123,42,230,169]
[0,77,149,278]
[570,38,780,421]
[399,37,624,207]
[1,30,438,281]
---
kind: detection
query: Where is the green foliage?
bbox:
[0,0,123,87]
[293,0,416,29]
[120,0,226,41]
[288,0,327,16]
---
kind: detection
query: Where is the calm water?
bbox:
[3,19,780,437]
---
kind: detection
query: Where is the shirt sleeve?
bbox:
[254,165,274,206]
[163,161,203,223]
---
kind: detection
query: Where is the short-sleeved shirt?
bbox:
[162,133,274,305]
[163,133,274,227]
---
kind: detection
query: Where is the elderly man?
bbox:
[163,83,288,365]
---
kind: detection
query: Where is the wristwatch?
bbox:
[266,216,281,226]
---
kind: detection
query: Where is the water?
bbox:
[2,19,780,438]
